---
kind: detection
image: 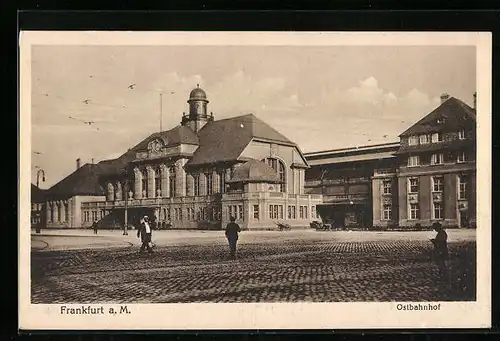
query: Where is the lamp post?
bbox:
[123,167,129,236]
[35,169,45,234]
[36,169,45,188]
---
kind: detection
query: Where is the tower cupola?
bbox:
[182,84,213,132]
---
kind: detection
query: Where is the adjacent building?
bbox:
[305,93,477,229]
[42,86,322,230]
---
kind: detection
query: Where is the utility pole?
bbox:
[160,91,163,132]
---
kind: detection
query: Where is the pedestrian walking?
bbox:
[225,216,241,259]
[137,215,153,253]
[430,221,449,284]
[92,219,98,234]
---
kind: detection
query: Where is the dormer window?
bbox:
[436,117,446,124]
[458,129,466,140]
[408,136,419,146]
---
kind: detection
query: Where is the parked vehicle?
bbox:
[275,221,291,231]
[310,220,332,231]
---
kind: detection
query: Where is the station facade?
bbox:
[40,86,322,230]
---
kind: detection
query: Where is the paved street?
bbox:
[31,229,476,303]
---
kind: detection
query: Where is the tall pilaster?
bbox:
[175,159,187,197]
[186,173,194,196]
[107,182,114,201]
[60,201,66,222]
[53,201,59,222]
[147,165,155,199]
[134,167,142,199]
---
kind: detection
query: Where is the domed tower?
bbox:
[181,84,214,132]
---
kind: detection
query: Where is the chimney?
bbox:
[76,158,81,169]
[473,92,477,109]
[440,93,450,104]
[91,158,95,164]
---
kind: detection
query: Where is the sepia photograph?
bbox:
[19,31,491,330]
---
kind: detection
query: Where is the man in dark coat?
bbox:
[92,219,98,234]
[137,215,153,253]
[430,221,448,278]
[225,216,241,259]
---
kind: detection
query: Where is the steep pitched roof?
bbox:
[132,125,199,151]
[31,184,47,203]
[400,97,476,137]
[97,149,136,177]
[227,159,280,183]
[47,163,104,199]
[187,114,294,167]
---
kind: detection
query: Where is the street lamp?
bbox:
[123,167,129,236]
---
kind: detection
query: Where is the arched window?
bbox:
[154,166,161,197]
[169,166,176,197]
[141,168,148,198]
[262,158,286,192]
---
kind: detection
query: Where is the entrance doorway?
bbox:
[459,210,469,228]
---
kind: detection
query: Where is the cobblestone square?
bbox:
[31,230,476,303]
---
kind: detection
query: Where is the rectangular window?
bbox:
[219,171,226,193]
[238,204,243,221]
[178,208,183,221]
[419,134,429,145]
[299,206,308,219]
[409,203,420,220]
[431,132,443,143]
[458,175,468,200]
[408,155,420,167]
[311,206,316,219]
[408,178,419,193]
[433,202,443,220]
[288,205,296,219]
[408,135,419,146]
[382,204,392,220]
[253,205,259,219]
[383,180,392,194]
[229,206,234,220]
[458,129,466,140]
[206,173,213,196]
[169,178,176,197]
[279,205,284,220]
[457,151,467,163]
[431,153,444,165]
[432,176,443,192]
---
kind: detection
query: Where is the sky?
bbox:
[30,45,476,188]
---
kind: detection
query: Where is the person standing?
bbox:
[430,221,449,280]
[92,219,98,235]
[225,216,241,259]
[137,215,153,253]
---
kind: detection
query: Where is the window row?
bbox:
[382,202,444,221]
[407,129,467,146]
[49,203,70,223]
[159,207,221,221]
[82,209,106,223]
[407,150,468,167]
[407,175,468,200]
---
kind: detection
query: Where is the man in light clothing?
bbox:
[137,215,153,253]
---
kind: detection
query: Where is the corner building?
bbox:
[44,86,322,230]
[305,94,477,229]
